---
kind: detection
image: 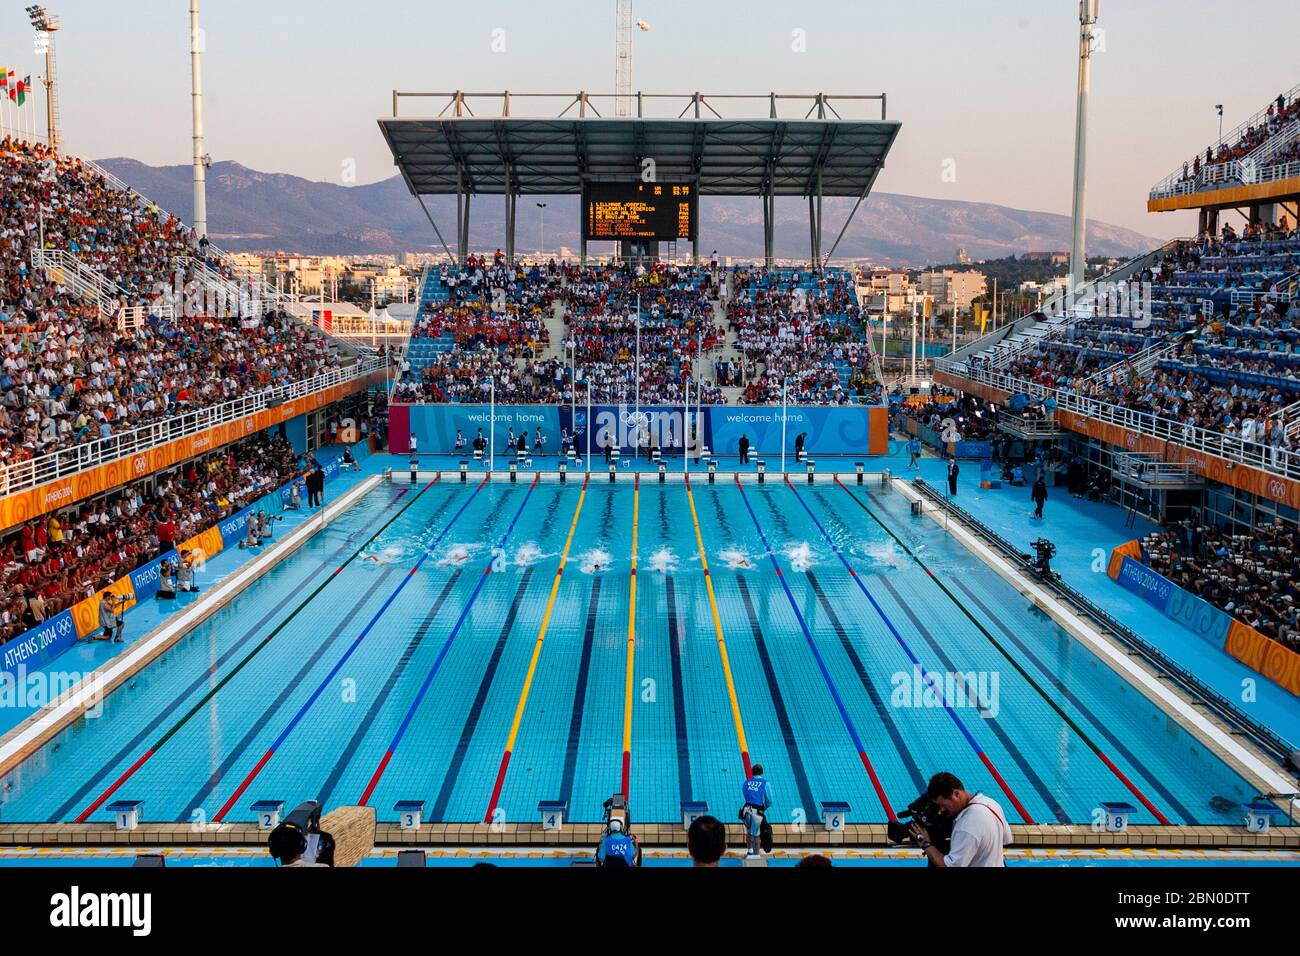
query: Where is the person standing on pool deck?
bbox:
[1031,474,1048,519]
[907,436,922,470]
[739,764,773,855]
[409,433,417,455]
[738,434,750,466]
[794,432,807,461]
[947,458,960,496]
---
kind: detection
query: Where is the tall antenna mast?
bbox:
[190,0,208,240]
[26,5,60,150]
[1069,0,1099,294]
[614,1,649,118]
[615,0,632,117]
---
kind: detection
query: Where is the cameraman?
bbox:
[909,772,1012,867]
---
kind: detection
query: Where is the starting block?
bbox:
[1100,802,1138,833]
[107,800,143,831]
[394,800,425,830]
[819,801,850,832]
[251,800,285,830]
[538,800,568,831]
[1242,802,1283,833]
[680,801,709,830]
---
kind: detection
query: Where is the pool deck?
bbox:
[0,819,1296,851]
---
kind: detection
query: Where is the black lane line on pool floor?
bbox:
[734,575,819,822]
[557,578,602,810]
[664,575,693,808]
[315,569,465,810]
[946,576,1198,824]
[429,568,536,821]
[176,568,400,820]
[803,571,928,796]
[658,488,695,807]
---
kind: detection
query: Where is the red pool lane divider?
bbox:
[74,476,450,824]
[784,475,1033,824]
[357,474,541,809]
[732,476,898,823]
[833,477,1172,825]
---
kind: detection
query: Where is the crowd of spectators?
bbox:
[728,268,882,405]
[0,432,303,645]
[1143,519,1300,651]
[1173,91,1299,189]
[1,136,348,479]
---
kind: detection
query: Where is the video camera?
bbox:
[1028,537,1056,579]
[602,792,631,836]
[268,800,335,866]
[886,792,955,855]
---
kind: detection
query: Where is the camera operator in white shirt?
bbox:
[910,772,1013,867]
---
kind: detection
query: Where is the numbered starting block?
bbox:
[608,462,617,482]
[1100,802,1138,833]
[459,460,469,481]
[856,462,866,485]
[394,800,425,831]
[756,460,766,482]
[819,801,851,832]
[509,460,518,482]
[651,448,661,464]
[538,800,567,831]
[680,801,709,830]
[558,460,568,481]
[806,460,817,484]
[707,459,717,482]
[251,800,285,830]
[1242,802,1283,833]
[107,800,143,831]
[473,448,483,463]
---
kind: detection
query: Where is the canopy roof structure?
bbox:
[377,91,901,265]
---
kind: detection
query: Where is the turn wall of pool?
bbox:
[0,473,1263,828]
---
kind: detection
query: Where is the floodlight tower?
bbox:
[614,1,649,117]
[26,5,60,150]
[190,0,208,240]
[1068,0,1099,295]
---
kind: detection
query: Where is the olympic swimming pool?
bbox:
[0,474,1266,828]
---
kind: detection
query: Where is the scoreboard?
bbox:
[583,181,697,241]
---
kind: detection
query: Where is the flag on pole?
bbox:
[9,77,28,105]
[0,68,9,90]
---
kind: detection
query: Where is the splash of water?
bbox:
[864,540,907,571]
[436,543,480,567]
[718,547,754,570]
[579,548,614,574]
[512,541,553,569]
[784,541,818,572]
[647,547,678,574]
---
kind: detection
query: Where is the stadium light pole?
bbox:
[536,202,547,256]
[26,6,60,150]
[190,0,208,241]
[781,378,788,475]
[1068,0,1099,296]
[487,376,495,472]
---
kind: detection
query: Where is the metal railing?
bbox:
[1149,82,1300,199]
[0,356,390,505]
[940,364,1299,480]
[29,247,123,319]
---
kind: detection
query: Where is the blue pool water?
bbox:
[0,475,1266,826]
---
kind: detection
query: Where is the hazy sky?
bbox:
[5,0,1297,239]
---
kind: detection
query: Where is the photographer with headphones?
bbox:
[595,794,641,868]
[909,772,1013,867]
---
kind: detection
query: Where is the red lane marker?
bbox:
[357,750,394,807]
[213,749,274,822]
[858,751,898,823]
[483,751,513,823]
[620,751,632,799]
[1098,753,1172,825]
[978,752,1035,824]
[76,750,155,824]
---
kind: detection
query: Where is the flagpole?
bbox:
[781,377,788,475]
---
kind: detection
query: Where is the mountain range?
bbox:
[98,158,1163,267]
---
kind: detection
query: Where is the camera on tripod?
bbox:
[1028,537,1056,579]
[267,800,335,866]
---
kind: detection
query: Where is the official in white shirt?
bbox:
[910,772,1013,867]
